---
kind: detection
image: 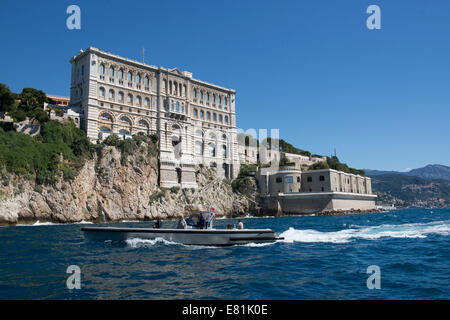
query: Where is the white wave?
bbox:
[126,237,174,247]
[32,221,58,226]
[74,220,93,224]
[279,220,450,244]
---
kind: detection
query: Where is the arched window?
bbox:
[169,81,173,94]
[100,113,111,121]
[206,93,210,101]
[100,64,105,74]
[193,88,197,98]
[224,97,228,105]
[136,96,142,106]
[109,89,115,100]
[208,143,216,157]
[195,141,203,155]
[224,115,229,123]
[171,102,174,111]
[128,71,133,82]
[195,129,203,137]
[144,98,150,107]
[145,76,149,86]
[206,111,211,120]
[213,113,217,121]
[176,101,180,112]
[100,127,111,133]
[213,94,216,102]
[109,66,114,77]
[119,69,124,79]
[120,116,131,124]
[200,110,204,118]
[219,115,223,122]
[181,104,184,113]
[99,87,105,97]
[127,94,133,104]
[138,119,149,127]
[209,132,216,140]
[193,108,198,117]
[200,91,203,100]
[136,74,141,84]
[219,96,222,104]
[179,84,182,96]
[118,92,124,102]
[222,145,227,158]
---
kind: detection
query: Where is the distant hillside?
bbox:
[365,164,450,181]
[369,173,450,208]
[406,164,450,181]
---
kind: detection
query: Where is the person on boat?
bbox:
[196,214,206,229]
[153,215,162,229]
[177,215,187,229]
[227,224,233,230]
[236,219,244,230]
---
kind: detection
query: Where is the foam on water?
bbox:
[279,220,450,244]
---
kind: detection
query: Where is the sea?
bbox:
[0,207,449,300]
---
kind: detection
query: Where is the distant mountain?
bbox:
[406,164,450,181]
[365,164,450,181]
[368,173,450,208]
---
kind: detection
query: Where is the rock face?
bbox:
[0,143,256,225]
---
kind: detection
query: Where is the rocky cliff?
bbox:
[0,141,257,225]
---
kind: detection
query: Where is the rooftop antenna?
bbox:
[334,148,337,158]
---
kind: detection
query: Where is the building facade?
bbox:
[256,167,376,214]
[69,47,240,188]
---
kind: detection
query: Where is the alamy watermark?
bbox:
[366,265,381,290]
[66,265,81,290]
[366,5,381,30]
[66,5,81,30]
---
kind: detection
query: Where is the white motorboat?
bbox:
[81,211,283,246]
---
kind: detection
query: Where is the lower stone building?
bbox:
[256,167,376,214]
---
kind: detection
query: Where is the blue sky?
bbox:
[1,0,449,171]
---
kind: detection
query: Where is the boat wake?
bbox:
[279,220,450,244]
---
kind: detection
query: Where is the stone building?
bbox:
[69,47,240,188]
[256,167,376,214]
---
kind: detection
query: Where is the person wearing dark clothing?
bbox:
[196,215,206,229]
[153,217,162,229]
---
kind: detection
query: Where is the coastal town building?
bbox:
[68,47,240,188]
[256,167,376,214]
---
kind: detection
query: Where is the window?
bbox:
[119,129,130,135]
[307,176,312,182]
[136,96,142,106]
[136,74,141,84]
[144,98,150,107]
[219,96,222,104]
[206,111,211,120]
[100,64,105,74]
[286,176,293,183]
[119,69,124,79]
[222,145,227,158]
[101,113,111,121]
[297,177,301,183]
[195,141,203,155]
[99,87,105,97]
[181,104,184,113]
[224,97,228,105]
[193,88,197,98]
[224,115,229,123]
[145,76,149,86]
[128,71,132,82]
[193,108,198,117]
[176,102,180,112]
[81,65,84,76]
[213,94,216,102]
[109,66,114,77]
[138,120,148,127]
[219,115,223,122]
[120,117,131,124]
[208,143,216,157]
[320,176,325,181]
[276,177,282,183]
[200,91,203,100]
[100,127,111,133]
[118,92,124,102]
[213,113,217,121]
[109,89,115,99]
[200,110,204,118]
[206,93,210,101]
[127,94,133,104]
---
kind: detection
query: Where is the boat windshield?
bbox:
[187,211,214,229]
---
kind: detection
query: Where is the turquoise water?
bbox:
[0,208,449,299]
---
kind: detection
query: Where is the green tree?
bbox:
[0,83,17,118]
[18,88,48,114]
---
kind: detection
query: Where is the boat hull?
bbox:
[81,227,282,246]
